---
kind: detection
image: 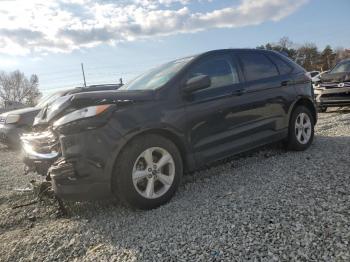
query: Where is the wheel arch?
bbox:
[288,97,317,125]
[109,128,194,180]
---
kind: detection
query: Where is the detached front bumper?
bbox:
[21,123,125,200]
[314,84,350,107]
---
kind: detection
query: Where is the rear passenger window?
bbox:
[268,54,293,75]
[239,53,279,81]
[188,56,239,90]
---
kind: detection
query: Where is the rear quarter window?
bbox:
[239,53,279,81]
[268,54,294,75]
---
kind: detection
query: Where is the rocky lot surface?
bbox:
[0,109,350,262]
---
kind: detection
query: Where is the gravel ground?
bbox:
[0,108,350,262]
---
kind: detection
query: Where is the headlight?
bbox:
[53,104,113,128]
[34,95,73,126]
[5,114,20,124]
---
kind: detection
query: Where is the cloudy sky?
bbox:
[0,0,349,94]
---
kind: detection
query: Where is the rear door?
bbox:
[236,50,295,138]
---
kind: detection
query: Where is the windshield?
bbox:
[36,91,64,108]
[119,56,194,91]
[331,60,350,74]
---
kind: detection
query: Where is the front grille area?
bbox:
[323,93,350,98]
[0,117,5,124]
[320,82,350,89]
[21,130,60,158]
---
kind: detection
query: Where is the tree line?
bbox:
[257,37,350,72]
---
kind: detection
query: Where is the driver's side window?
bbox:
[188,56,239,90]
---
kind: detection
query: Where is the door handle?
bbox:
[231,89,246,96]
[281,80,289,87]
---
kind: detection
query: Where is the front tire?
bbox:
[112,134,183,210]
[285,106,315,151]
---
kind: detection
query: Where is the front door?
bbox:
[183,53,248,165]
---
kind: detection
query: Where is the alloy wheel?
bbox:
[295,112,312,144]
[132,147,175,199]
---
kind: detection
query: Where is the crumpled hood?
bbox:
[34,89,155,127]
[320,72,350,83]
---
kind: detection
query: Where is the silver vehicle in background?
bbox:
[313,59,350,112]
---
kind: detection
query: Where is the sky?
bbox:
[0,0,350,95]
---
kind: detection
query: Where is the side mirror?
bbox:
[183,75,211,93]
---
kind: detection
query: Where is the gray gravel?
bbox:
[0,108,350,262]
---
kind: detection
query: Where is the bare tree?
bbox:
[319,45,336,71]
[26,74,41,106]
[0,70,41,107]
[258,37,297,59]
[295,43,321,71]
[334,47,350,63]
[278,36,294,50]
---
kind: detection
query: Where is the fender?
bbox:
[287,95,317,126]
[104,123,196,184]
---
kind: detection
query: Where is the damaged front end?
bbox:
[21,126,118,200]
[20,90,154,200]
[314,72,350,109]
[21,94,73,178]
[22,130,60,176]
[22,130,77,181]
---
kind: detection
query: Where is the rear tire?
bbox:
[285,106,314,151]
[112,134,183,210]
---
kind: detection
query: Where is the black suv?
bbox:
[22,49,316,209]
